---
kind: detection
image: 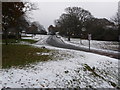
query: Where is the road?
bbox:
[46,35,120,59]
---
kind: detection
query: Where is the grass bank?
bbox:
[2,44,53,68]
[20,39,38,44]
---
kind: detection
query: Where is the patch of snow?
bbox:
[41,53,50,55]
[36,52,50,56]
[36,52,41,55]
[19,41,31,45]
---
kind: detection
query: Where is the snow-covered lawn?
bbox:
[1,34,119,88]
[61,37,119,52]
[22,34,49,42]
[1,45,119,88]
[20,34,49,45]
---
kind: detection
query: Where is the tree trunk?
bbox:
[68,35,70,41]
[16,32,18,42]
[16,29,19,43]
[118,24,120,52]
[68,29,71,41]
[5,29,8,45]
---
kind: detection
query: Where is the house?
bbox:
[48,25,56,35]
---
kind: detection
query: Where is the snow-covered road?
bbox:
[46,35,119,59]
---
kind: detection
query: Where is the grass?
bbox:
[20,39,38,44]
[2,39,18,43]
[2,44,53,68]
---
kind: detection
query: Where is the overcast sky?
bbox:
[27,1,119,30]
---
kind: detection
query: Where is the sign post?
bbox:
[88,34,91,51]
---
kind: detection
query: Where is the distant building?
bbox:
[48,25,56,35]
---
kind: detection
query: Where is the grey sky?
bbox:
[28,1,118,30]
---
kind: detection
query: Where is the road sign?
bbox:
[88,34,92,40]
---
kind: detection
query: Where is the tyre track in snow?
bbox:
[46,35,120,59]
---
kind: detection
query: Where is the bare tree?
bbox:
[111,13,120,26]
[55,7,93,41]
[65,7,93,25]
[111,1,120,29]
